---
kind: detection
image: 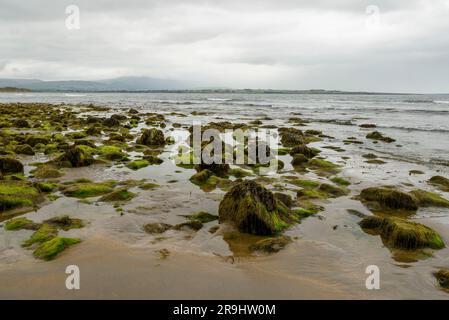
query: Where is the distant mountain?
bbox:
[0,77,189,92]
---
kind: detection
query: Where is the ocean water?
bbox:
[2,92,448,167]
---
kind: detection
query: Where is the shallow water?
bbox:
[0,92,448,299]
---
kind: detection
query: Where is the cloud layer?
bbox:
[1,0,449,92]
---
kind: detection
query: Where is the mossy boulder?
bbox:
[194,163,230,177]
[126,159,149,170]
[249,235,292,253]
[428,176,449,192]
[33,237,81,260]
[143,222,172,234]
[15,144,35,155]
[61,182,113,198]
[359,216,444,250]
[274,193,293,208]
[99,145,125,160]
[136,128,165,146]
[218,180,293,235]
[190,169,213,185]
[359,187,418,211]
[33,165,62,179]
[43,215,84,231]
[0,157,24,174]
[172,220,203,231]
[99,188,136,202]
[0,181,41,212]
[4,217,40,231]
[409,190,449,208]
[103,117,120,127]
[434,269,449,289]
[289,145,320,158]
[279,128,305,147]
[291,154,309,166]
[24,135,50,147]
[55,146,95,167]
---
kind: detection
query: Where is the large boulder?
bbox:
[218,180,292,235]
[55,146,94,167]
[359,187,418,211]
[0,157,24,174]
[279,127,305,147]
[136,128,165,146]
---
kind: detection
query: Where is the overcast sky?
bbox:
[1,0,449,92]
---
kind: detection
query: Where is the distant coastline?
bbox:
[0,87,32,93]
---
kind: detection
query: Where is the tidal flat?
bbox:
[0,93,449,299]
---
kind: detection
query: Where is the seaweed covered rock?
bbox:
[0,180,41,212]
[103,117,120,127]
[189,169,213,185]
[172,220,203,231]
[33,236,81,260]
[136,128,165,146]
[359,187,418,211]
[22,224,58,248]
[4,217,40,231]
[429,176,449,192]
[359,216,444,250]
[14,144,35,155]
[0,157,24,174]
[434,269,449,289]
[55,146,94,167]
[218,180,292,235]
[99,188,136,202]
[409,190,449,208]
[249,235,292,253]
[61,181,113,198]
[274,193,293,208]
[43,215,84,231]
[289,145,320,158]
[33,165,62,179]
[366,131,396,143]
[279,127,305,147]
[194,163,230,177]
[143,222,172,234]
[182,211,218,223]
[13,119,30,128]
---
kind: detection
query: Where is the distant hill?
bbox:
[0,86,32,92]
[0,77,188,92]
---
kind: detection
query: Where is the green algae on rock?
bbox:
[359,216,444,250]
[61,182,113,198]
[136,128,165,146]
[366,131,396,143]
[172,220,203,231]
[33,237,81,261]
[32,165,62,179]
[0,157,24,175]
[4,217,40,231]
[99,145,126,161]
[428,176,449,192]
[99,188,136,202]
[330,176,351,186]
[143,222,173,234]
[126,159,149,170]
[182,211,218,223]
[249,235,292,253]
[218,180,294,235]
[359,187,418,211]
[14,144,35,155]
[22,223,58,248]
[434,269,449,289]
[43,215,84,231]
[409,189,449,208]
[0,181,41,212]
[55,145,95,168]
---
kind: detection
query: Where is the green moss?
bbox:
[0,181,40,211]
[61,182,113,198]
[308,158,338,169]
[126,159,149,170]
[33,237,81,261]
[36,182,57,192]
[22,224,58,248]
[182,211,218,223]
[33,165,62,179]
[43,215,84,230]
[172,220,203,231]
[4,217,40,231]
[173,151,195,169]
[218,180,294,235]
[428,176,449,192]
[139,183,159,190]
[189,169,213,185]
[99,145,125,160]
[99,188,136,202]
[409,190,449,208]
[359,187,418,211]
[331,176,351,186]
[359,216,445,250]
[366,131,396,143]
[229,168,251,178]
[289,179,320,189]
